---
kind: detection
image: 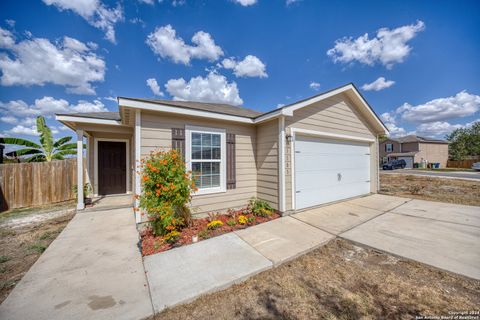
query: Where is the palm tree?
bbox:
[0,116,79,162]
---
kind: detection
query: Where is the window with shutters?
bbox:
[386,143,393,152]
[185,126,226,195]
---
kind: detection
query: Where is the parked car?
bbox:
[383,159,406,170]
[472,162,480,171]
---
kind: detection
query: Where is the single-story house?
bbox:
[379,135,449,168]
[56,83,388,223]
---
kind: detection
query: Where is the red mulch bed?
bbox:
[141,209,280,256]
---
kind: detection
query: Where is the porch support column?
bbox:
[134,110,141,223]
[76,129,84,210]
[278,116,285,213]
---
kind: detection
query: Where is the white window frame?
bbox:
[185,125,226,195]
[386,143,393,152]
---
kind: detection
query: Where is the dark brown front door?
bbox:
[98,141,126,195]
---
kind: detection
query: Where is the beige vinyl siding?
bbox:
[255,119,279,210]
[140,111,257,216]
[415,143,449,168]
[285,94,377,211]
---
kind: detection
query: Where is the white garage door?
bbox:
[294,136,371,210]
[397,156,413,169]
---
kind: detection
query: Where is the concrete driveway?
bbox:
[0,208,153,320]
[294,194,480,280]
[381,169,480,181]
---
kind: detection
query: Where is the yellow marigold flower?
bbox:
[207,220,224,229]
[238,215,247,225]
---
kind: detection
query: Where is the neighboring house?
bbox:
[379,135,449,168]
[56,83,388,223]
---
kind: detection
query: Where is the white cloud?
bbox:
[286,0,302,5]
[415,121,463,137]
[309,81,320,91]
[0,115,18,124]
[361,77,395,91]
[42,0,123,43]
[5,19,15,28]
[0,97,108,118]
[233,0,257,6]
[0,31,105,95]
[165,71,243,106]
[103,96,117,102]
[146,78,164,96]
[221,55,267,78]
[381,91,480,138]
[0,27,15,48]
[397,91,480,123]
[138,0,154,4]
[146,25,224,65]
[380,112,406,137]
[5,124,39,136]
[276,103,285,108]
[327,20,425,69]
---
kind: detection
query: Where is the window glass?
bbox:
[191,131,222,189]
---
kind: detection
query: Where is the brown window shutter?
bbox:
[171,128,185,159]
[226,133,236,190]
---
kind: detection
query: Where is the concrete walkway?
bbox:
[0,208,153,320]
[145,194,480,313]
[2,194,478,318]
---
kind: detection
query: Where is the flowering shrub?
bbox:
[138,149,197,236]
[207,220,223,230]
[238,215,247,225]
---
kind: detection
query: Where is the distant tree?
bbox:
[378,134,388,143]
[0,116,79,162]
[446,121,480,160]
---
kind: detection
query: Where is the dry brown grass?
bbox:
[380,173,480,206]
[0,213,74,303]
[155,239,479,320]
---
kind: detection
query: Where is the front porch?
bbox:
[56,112,137,211]
[85,194,134,212]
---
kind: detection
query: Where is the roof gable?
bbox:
[57,83,388,134]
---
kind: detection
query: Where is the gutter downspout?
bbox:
[376,134,380,192]
[134,110,142,223]
[278,116,286,212]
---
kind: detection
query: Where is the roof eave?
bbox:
[118,98,256,124]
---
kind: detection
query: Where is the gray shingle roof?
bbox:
[388,151,418,157]
[119,98,263,119]
[57,112,121,121]
[391,135,448,144]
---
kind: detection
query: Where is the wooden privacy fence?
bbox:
[447,159,477,168]
[0,158,81,211]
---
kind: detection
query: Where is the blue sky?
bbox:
[0,0,479,143]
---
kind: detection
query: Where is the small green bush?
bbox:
[0,255,10,263]
[198,228,210,239]
[226,219,236,226]
[248,198,274,217]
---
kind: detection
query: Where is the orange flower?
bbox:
[142,176,149,182]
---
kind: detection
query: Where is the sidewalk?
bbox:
[0,208,153,320]
[144,216,336,313]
